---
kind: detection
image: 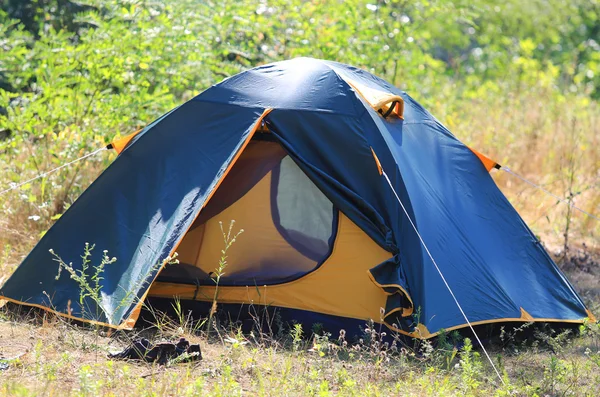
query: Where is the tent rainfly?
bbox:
[0,58,595,338]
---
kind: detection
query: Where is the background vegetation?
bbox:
[0,0,599,395]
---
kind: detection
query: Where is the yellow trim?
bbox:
[410,323,433,339]
[586,309,597,323]
[370,147,383,176]
[386,315,590,339]
[0,296,133,330]
[520,307,534,321]
[343,79,404,119]
[384,305,413,319]
[366,269,414,316]
[121,108,274,327]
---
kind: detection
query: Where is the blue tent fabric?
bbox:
[0,57,590,335]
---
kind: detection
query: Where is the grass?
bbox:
[0,294,599,396]
[0,89,599,395]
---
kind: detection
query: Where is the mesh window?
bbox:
[272,156,336,262]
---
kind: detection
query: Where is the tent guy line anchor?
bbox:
[500,166,599,222]
[0,147,107,196]
[380,168,506,387]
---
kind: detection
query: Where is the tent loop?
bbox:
[0,147,107,196]
[378,101,399,118]
[378,165,506,386]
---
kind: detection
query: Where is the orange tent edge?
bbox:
[108,128,144,154]
[469,147,500,172]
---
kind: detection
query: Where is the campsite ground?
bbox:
[0,248,598,396]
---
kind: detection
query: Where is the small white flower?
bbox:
[28,215,41,221]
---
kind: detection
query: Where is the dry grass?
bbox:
[0,142,111,280]
[450,92,600,250]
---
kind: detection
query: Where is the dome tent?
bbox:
[0,58,594,338]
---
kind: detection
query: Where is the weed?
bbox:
[290,323,304,353]
[499,322,535,353]
[458,338,483,393]
[579,318,600,352]
[51,243,177,326]
[51,243,117,321]
[206,220,244,336]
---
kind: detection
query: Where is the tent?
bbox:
[0,58,594,338]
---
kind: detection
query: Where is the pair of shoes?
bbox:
[109,337,202,364]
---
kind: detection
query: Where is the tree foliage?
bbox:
[1,0,598,147]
